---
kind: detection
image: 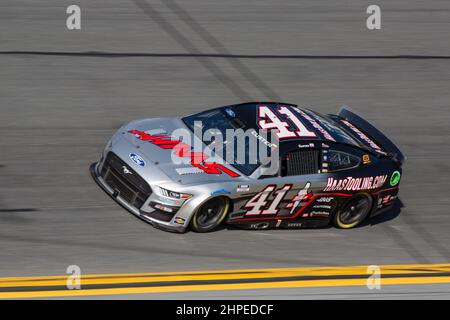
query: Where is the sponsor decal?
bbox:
[249,222,270,229]
[174,216,186,225]
[310,211,330,217]
[250,130,278,148]
[176,167,204,175]
[380,195,391,205]
[128,130,240,177]
[313,205,332,210]
[154,203,175,213]
[286,182,312,214]
[286,222,302,228]
[362,154,371,164]
[323,175,388,192]
[390,171,401,186]
[295,109,336,142]
[129,153,145,167]
[317,196,334,203]
[211,188,231,195]
[298,143,315,148]
[378,194,397,206]
[322,149,329,171]
[225,108,236,117]
[237,184,250,192]
[122,166,132,175]
[340,120,387,155]
[145,128,167,135]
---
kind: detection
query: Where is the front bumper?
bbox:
[90,162,187,233]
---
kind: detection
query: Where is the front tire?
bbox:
[333,193,373,229]
[191,197,230,232]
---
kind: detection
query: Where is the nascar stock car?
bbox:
[90,102,404,233]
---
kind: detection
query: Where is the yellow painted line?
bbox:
[2,263,450,282]
[0,268,448,288]
[1,263,450,298]
[1,276,450,299]
[1,263,449,288]
[1,263,449,281]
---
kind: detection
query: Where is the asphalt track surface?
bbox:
[1,0,450,298]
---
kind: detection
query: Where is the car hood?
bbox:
[121,117,247,185]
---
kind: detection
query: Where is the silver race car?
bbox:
[91,102,404,233]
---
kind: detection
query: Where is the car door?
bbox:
[240,141,326,218]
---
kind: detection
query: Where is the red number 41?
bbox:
[244,185,292,215]
[258,106,317,139]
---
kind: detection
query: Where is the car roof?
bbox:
[225,102,361,148]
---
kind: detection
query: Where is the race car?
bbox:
[90,102,404,233]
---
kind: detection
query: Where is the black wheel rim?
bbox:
[196,198,227,229]
[339,196,371,225]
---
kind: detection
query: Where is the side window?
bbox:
[326,150,360,172]
[281,149,321,177]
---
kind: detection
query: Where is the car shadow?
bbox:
[361,198,404,227]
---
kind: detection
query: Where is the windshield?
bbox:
[183,108,239,136]
[182,108,263,176]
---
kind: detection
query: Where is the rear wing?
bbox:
[335,106,405,165]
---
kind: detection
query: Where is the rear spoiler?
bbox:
[336,106,405,165]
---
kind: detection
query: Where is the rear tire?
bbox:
[191,197,230,233]
[333,193,373,229]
